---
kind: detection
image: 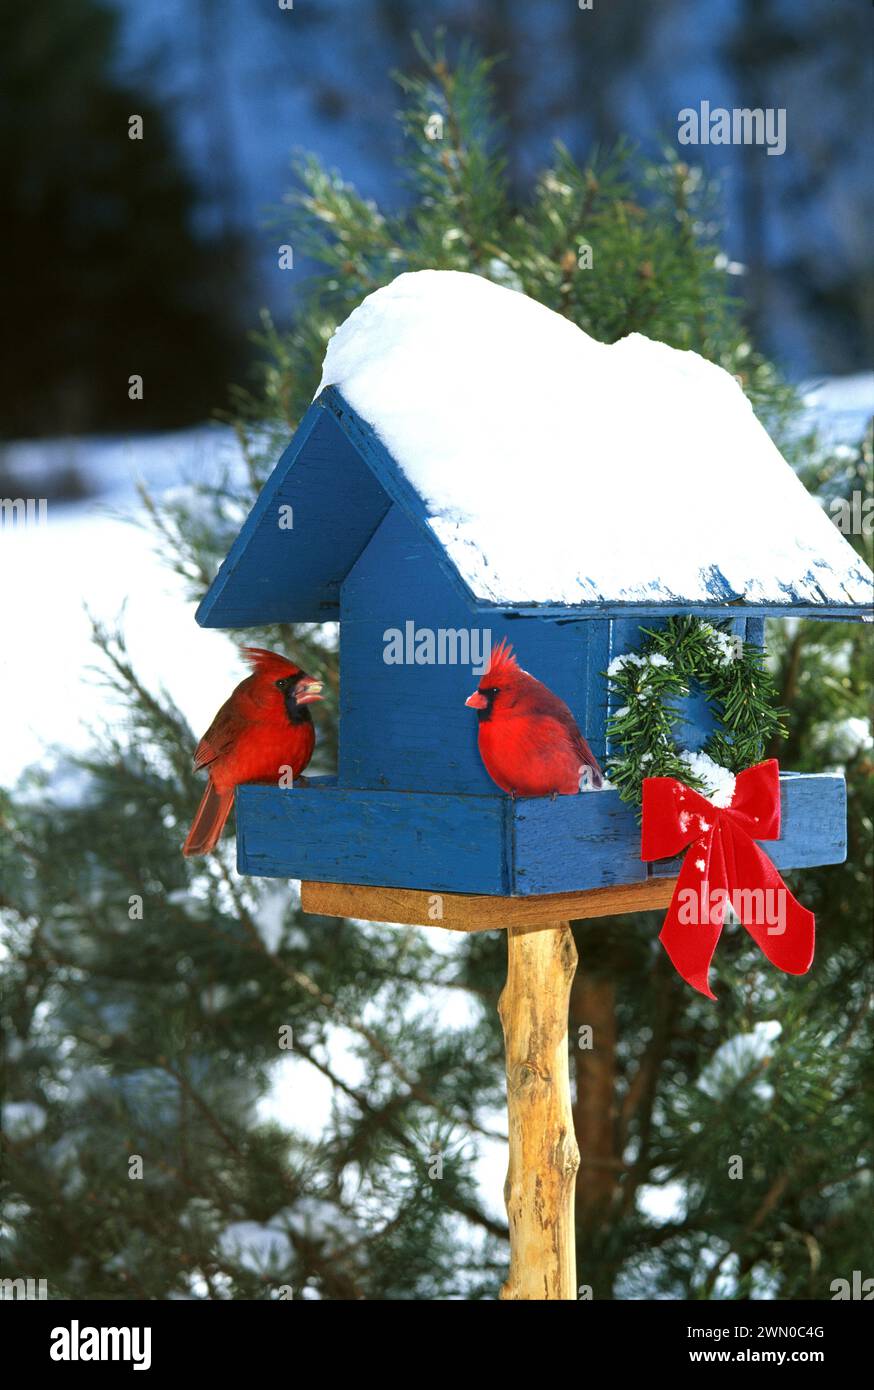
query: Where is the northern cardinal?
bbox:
[465,640,603,797]
[182,647,323,857]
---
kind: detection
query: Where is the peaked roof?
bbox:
[197,271,873,628]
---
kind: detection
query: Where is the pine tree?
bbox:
[2,39,871,1301]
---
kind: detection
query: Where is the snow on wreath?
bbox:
[604,615,787,813]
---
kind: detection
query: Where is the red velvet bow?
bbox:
[641,759,815,999]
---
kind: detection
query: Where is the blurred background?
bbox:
[2,0,872,446]
[1,0,871,1301]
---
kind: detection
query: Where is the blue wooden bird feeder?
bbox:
[196,270,872,1301]
[196,271,872,904]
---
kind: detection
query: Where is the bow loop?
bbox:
[641,760,814,998]
[640,777,722,861]
[722,758,782,841]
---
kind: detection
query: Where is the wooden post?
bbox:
[302,883,661,1301]
[498,921,580,1301]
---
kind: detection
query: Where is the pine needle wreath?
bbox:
[604,616,788,812]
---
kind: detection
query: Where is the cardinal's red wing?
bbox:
[534,693,604,788]
[571,730,604,787]
[193,697,249,771]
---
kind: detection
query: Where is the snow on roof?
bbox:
[319,270,873,609]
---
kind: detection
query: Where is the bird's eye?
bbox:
[275,677,289,690]
[484,686,499,696]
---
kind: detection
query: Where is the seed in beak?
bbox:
[294,678,324,706]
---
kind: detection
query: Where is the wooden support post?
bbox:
[303,883,658,1301]
[498,921,580,1301]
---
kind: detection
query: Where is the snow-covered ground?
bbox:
[800,373,874,448]
[0,427,247,787]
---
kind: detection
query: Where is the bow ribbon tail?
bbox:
[658,823,730,1000]
[723,820,815,976]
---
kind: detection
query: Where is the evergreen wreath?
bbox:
[604,616,787,812]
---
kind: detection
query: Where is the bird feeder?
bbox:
[196,271,872,1299]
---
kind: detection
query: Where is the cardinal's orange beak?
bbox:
[465,690,488,710]
[294,677,324,706]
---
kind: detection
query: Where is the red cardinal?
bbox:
[182,647,323,857]
[465,640,603,797]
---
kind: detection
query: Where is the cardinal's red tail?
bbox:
[182,781,234,857]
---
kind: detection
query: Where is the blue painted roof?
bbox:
[197,386,873,628]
